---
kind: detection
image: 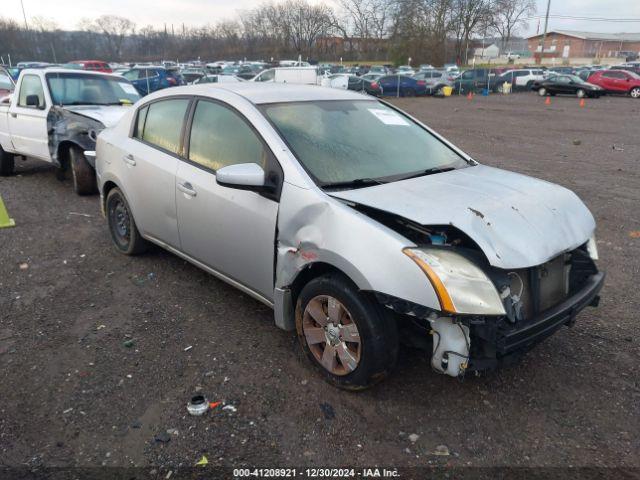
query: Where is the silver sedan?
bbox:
[95,83,603,389]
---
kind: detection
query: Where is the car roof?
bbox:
[23,67,123,79]
[156,83,373,104]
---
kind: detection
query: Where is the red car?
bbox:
[587,70,640,98]
[69,60,112,73]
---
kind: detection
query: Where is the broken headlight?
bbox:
[403,248,506,316]
[586,234,598,261]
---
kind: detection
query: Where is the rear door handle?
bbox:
[177,182,197,197]
[123,154,136,166]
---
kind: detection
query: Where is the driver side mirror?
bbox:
[26,94,43,109]
[216,163,266,190]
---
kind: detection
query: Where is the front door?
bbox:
[7,74,51,160]
[175,99,281,300]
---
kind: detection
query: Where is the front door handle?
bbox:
[123,154,136,166]
[177,182,197,197]
[10,113,17,118]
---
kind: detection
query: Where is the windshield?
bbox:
[46,72,140,105]
[262,100,468,186]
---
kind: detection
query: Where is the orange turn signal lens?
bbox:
[403,248,457,313]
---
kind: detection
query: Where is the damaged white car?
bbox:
[0,68,140,193]
[95,84,604,389]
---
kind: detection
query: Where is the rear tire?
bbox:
[106,187,148,255]
[0,146,15,176]
[295,273,398,390]
[69,146,97,195]
[630,87,640,99]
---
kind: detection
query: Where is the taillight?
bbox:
[416,80,426,86]
[167,77,177,86]
[371,82,379,89]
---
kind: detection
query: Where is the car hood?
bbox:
[329,165,595,269]
[62,105,133,128]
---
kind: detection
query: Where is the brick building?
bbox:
[527,30,640,59]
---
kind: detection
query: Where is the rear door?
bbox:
[123,97,191,248]
[7,74,51,160]
[175,98,281,300]
[601,71,626,92]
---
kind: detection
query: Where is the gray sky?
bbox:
[4,0,640,37]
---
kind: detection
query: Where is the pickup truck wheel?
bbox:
[0,147,15,176]
[295,274,398,390]
[106,187,148,255]
[630,87,640,98]
[69,147,97,195]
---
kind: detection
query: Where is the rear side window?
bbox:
[18,74,45,107]
[138,99,190,154]
[188,100,266,172]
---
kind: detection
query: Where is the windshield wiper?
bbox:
[395,166,455,181]
[321,178,386,190]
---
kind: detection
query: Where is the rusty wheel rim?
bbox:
[302,295,361,376]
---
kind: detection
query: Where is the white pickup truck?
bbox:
[0,68,140,194]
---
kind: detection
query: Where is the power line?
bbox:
[523,14,640,23]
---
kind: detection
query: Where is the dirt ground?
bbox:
[1,92,638,476]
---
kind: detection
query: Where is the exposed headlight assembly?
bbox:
[586,234,598,261]
[403,248,506,315]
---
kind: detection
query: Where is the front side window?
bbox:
[257,69,275,82]
[140,99,190,154]
[18,74,45,107]
[0,70,14,91]
[262,100,468,186]
[46,72,140,105]
[188,100,266,171]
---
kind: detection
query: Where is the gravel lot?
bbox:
[1,92,638,475]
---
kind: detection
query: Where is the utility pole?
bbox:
[20,0,29,30]
[538,0,551,65]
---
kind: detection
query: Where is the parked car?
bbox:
[368,65,389,75]
[69,60,112,73]
[0,66,15,97]
[493,68,545,92]
[377,75,427,96]
[586,70,640,98]
[95,83,603,389]
[221,64,262,80]
[547,66,575,75]
[453,69,499,94]
[181,68,207,84]
[0,68,140,192]
[322,74,381,96]
[412,70,453,95]
[612,64,640,76]
[122,66,184,95]
[396,65,415,76]
[531,74,604,98]
[194,74,244,84]
[252,67,319,85]
[361,73,384,82]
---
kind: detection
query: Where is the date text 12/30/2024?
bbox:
[233,468,400,478]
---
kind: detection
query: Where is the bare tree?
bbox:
[80,15,135,60]
[451,0,494,64]
[490,0,536,51]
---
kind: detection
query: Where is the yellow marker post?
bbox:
[0,195,15,228]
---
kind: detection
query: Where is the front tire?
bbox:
[69,147,97,195]
[630,87,640,99]
[106,187,148,255]
[0,146,15,176]
[295,274,398,390]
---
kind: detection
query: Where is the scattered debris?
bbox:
[96,324,106,330]
[209,401,222,409]
[434,445,450,456]
[612,144,624,151]
[69,212,93,218]
[222,405,237,413]
[408,433,420,443]
[19,263,28,270]
[154,432,171,443]
[166,428,179,436]
[183,345,193,352]
[195,455,209,467]
[301,379,308,385]
[123,339,135,348]
[131,420,142,429]
[572,139,582,146]
[126,374,132,379]
[187,395,209,416]
[62,408,74,414]
[319,402,335,420]
[630,231,640,239]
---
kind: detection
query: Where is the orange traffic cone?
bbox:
[545,96,551,105]
[467,91,473,100]
[579,98,585,108]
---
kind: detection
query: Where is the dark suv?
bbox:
[453,69,500,94]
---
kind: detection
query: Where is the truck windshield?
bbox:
[46,72,141,106]
[261,100,469,187]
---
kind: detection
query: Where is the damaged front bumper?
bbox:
[468,271,605,371]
